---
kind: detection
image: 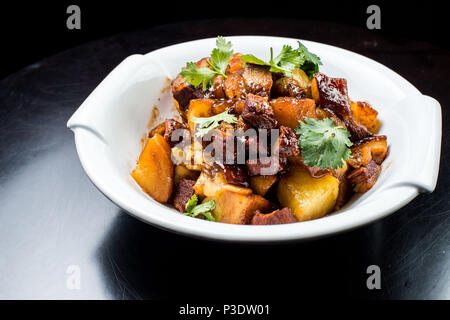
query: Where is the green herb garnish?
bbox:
[295,118,352,170]
[191,109,238,137]
[184,195,216,221]
[180,36,234,90]
[296,41,322,78]
[241,41,322,79]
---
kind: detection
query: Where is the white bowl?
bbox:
[67,36,441,242]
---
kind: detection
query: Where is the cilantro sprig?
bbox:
[180,36,234,90]
[295,118,353,170]
[296,42,322,78]
[184,195,216,221]
[241,41,322,79]
[191,109,238,137]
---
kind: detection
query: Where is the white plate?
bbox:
[67,36,442,242]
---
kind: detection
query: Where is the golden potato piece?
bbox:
[350,101,381,134]
[186,99,232,136]
[224,73,246,100]
[270,98,316,129]
[249,175,278,196]
[132,134,174,203]
[277,165,339,221]
[186,99,216,134]
[174,165,200,185]
[207,190,271,224]
[194,171,252,198]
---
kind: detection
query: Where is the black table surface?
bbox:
[0,19,448,300]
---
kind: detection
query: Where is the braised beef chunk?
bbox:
[272,77,306,98]
[172,75,194,110]
[312,73,351,118]
[172,78,216,111]
[208,128,238,163]
[242,64,273,97]
[312,73,372,141]
[242,93,277,129]
[343,117,372,142]
[163,119,189,147]
[251,208,297,225]
[348,135,388,168]
[347,160,381,193]
[246,156,287,176]
[235,115,250,132]
[229,101,246,115]
[173,179,196,212]
[245,134,270,159]
[221,164,249,187]
[172,58,217,110]
[273,126,300,157]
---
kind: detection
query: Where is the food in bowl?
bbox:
[131,37,388,225]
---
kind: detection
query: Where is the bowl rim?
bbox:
[68,35,442,242]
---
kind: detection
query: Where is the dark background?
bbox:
[0,0,449,302]
[0,1,448,80]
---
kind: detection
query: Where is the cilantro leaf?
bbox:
[273,45,305,72]
[295,118,353,170]
[241,41,321,78]
[296,41,322,79]
[191,200,215,216]
[242,46,303,76]
[184,195,216,221]
[185,194,198,212]
[191,109,238,137]
[240,54,269,67]
[180,36,234,90]
[180,62,217,89]
[210,36,234,75]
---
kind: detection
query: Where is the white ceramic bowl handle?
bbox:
[390,94,442,193]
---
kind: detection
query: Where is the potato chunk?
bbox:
[277,165,339,221]
[132,134,174,203]
[194,171,252,198]
[186,99,216,134]
[270,98,316,129]
[249,175,278,196]
[224,73,246,100]
[350,101,381,134]
[174,165,200,185]
[186,99,232,135]
[207,190,271,224]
